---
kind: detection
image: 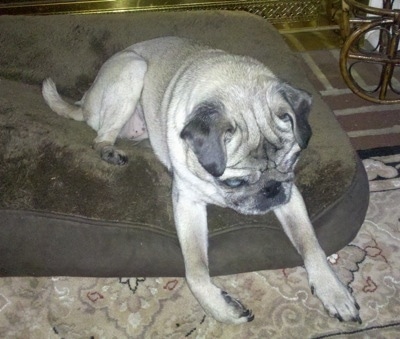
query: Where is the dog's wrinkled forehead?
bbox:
[226,81,312,161]
[181,79,313,178]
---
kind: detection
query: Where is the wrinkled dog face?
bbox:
[181,78,312,215]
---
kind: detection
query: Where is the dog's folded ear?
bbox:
[276,83,313,149]
[180,101,232,177]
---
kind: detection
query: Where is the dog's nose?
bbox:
[262,180,282,199]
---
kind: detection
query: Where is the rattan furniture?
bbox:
[341,0,400,103]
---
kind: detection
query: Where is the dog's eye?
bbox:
[280,113,292,123]
[222,178,247,188]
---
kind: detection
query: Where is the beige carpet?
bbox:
[0,158,399,338]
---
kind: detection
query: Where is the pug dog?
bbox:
[42,36,361,324]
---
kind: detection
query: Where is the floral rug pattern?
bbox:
[1,158,400,338]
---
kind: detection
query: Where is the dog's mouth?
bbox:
[226,179,293,215]
[254,180,292,213]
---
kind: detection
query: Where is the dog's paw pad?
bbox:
[221,291,254,322]
[116,153,128,165]
[101,147,128,166]
[242,309,255,322]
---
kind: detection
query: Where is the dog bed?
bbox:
[0,11,369,277]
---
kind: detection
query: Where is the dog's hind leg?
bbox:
[87,53,148,165]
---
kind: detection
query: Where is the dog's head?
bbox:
[180,75,312,215]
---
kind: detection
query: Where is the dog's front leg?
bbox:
[172,182,254,324]
[274,184,361,323]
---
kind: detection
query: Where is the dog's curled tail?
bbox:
[42,78,84,121]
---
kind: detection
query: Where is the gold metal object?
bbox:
[340,0,400,103]
[0,0,321,25]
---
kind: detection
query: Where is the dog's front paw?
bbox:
[310,273,361,324]
[100,146,128,165]
[192,284,254,324]
[221,290,254,322]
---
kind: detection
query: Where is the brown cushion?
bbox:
[0,10,369,277]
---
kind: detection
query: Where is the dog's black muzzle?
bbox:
[262,180,283,199]
[254,180,291,213]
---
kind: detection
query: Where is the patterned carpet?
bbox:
[1,42,400,338]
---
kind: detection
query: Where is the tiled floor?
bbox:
[281,29,343,51]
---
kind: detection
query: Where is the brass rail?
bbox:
[0,0,320,25]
